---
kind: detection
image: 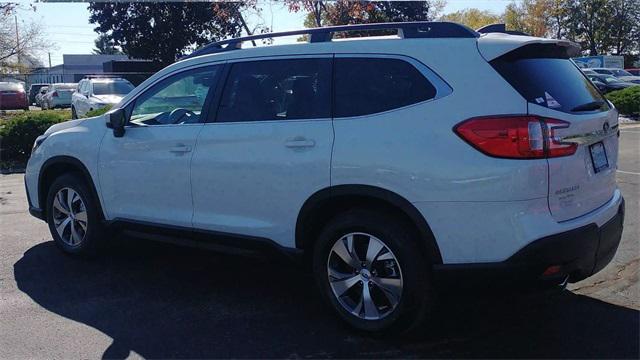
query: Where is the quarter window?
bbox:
[217,58,331,122]
[129,65,221,126]
[333,58,437,118]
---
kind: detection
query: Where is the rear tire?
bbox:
[312,208,434,334]
[46,173,105,256]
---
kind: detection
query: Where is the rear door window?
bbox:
[333,57,437,118]
[491,45,607,113]
[217,58,331,122]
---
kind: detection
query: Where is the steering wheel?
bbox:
[168,108,197,124]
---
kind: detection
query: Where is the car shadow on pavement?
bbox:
[14,237,640,359]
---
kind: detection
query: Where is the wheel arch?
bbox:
[295,185,443,265]
[38,155,105,220]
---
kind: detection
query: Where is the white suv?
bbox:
[25,22,625,334]
[71,77,135,118]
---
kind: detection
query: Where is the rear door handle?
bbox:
[285,137,315,148]
[169,144,192,153]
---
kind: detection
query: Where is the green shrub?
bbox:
[0,110,71,164]
[85,105,113,118]
[606,86,640,116]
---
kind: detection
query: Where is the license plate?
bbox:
[589,142,609,173]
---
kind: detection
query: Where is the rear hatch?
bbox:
[485,40,619,222]
[54,85,75,103]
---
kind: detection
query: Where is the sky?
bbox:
[13,0,513,66]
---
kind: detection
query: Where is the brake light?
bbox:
[52,91,59,97]
[454,116,577,159]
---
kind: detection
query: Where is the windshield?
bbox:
[491,46,606,114]
[93,81,134,95]
[601,75,624,84]
[54,84,76,90]
[0,82,24,91]
[613,69,633,77]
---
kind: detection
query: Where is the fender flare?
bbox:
[38,155,105,219]
[296,184,443,264]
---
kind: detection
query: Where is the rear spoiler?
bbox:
[476,26,581,61]
[477,23,530,36]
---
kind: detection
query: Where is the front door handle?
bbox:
[169,144,192,153]
[285,137,315,148]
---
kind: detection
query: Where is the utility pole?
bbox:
[48,52,52,83]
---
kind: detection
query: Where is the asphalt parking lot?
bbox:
[0,124,638,359]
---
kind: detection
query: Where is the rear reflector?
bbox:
[454,116,577,159]
[542,265,562,276]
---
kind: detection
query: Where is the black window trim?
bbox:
[208,54,334,124]
[332,53,453,120]
[122,63,226,128]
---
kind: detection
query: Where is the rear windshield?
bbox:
[0,82,24,91]
[93,81,134,95]
[491,44,607,113]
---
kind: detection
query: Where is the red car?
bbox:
[626,68,640,76]
[0,82,28,110]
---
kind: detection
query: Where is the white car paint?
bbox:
[26,31,622,265]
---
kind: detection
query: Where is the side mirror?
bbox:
[106,108,126,138]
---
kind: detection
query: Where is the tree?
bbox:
[503,0,550,37]
[92,34,122,55]
[287,0,445,29]
[88,2,265,65]
[0,6,46,67]
[501,0,639,56]
[441,8,502,30]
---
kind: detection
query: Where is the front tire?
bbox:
[46,173,105,255]
[71,106,77,119]
[313,208,434,334]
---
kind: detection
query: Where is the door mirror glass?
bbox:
[106,108,126,137]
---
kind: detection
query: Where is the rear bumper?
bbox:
[434,197,625,288]
[25,176,45,221]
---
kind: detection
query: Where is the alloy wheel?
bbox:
[327,232,403,320]
[52,187,88,246]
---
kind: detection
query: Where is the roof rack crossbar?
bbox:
[186,21,478,59]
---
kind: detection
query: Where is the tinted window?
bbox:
[130,65,220,126]
[93,81,134,95]
[491,46,607,113]
[333,58,437,118]
[217,58,331,122]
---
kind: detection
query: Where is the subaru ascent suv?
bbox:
[25,22,624,334]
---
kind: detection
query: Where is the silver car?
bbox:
[41,83,77,109]
[71,77,135,118]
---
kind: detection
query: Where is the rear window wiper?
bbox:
[571,100,605,112]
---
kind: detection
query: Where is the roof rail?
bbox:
[476,23,530,36]
[186,21,479,59]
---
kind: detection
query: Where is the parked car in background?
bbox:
[28,83,49,106]
[0,82,28,110]
[35,87,48,108]
[26,22,625,334]
[589,68,640,84]
[587,74,639,93]
[71,77,135,118]
[41,83,77,109]
[626,69,640,76]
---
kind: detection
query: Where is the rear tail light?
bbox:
[52,91,59,97]
[454,116,577,159]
